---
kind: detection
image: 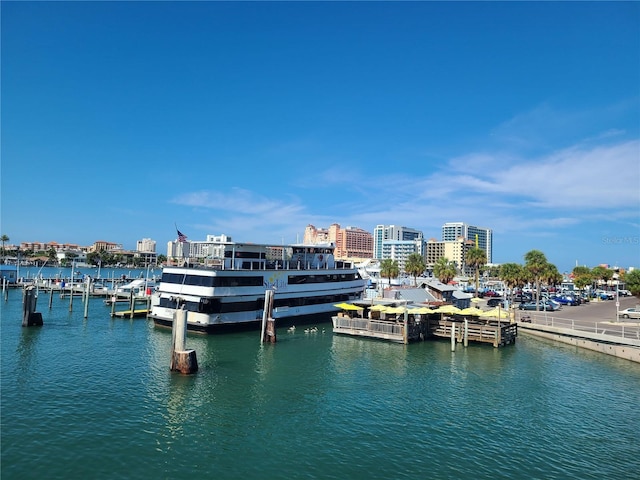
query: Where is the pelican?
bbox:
[287,326,296,333]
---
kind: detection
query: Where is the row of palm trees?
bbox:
[377,248,561,305]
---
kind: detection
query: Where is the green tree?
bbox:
[405,253,426,287]
[572,266,593,291]
[624,269,640,299]
[157,254,167,265]
[524,249,548,311]
[47,248,58,264]
[433,257,457,285]
[591,266,613,291]
[1,234,9,262]
[466,247,487,297]
[380,259,399,288]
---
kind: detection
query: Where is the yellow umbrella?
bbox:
[433,305,461,314]
[482,307,505,318]
[369,304,389,312]
[459,307,482,316]
[385,306,407,315]
[408,306,432,314]
[470,297,482,304]
[333,302,364,311]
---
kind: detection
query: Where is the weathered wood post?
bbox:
[3,278,8,302]
[83,279,90,319]
[403,309,409,344]
[110,295,116,317]
[22,286,43,327]
[48,286,54,309]
[261,289,276,344]
[129,290,135,319]
[68,281,74,312]
[464,319,469,347]
[450,321,456,352]
[170,302,198,374]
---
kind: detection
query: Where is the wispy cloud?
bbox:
[169,103,639,248]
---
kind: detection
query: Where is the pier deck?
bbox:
[332,313,517,347]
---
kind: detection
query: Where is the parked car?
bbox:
[518,301,561,311]
[487,298,505,307]
[513,293,532,303]
[550,295,580,306]
[618,308,640,320]
[618,289,632,297]
[483,290,500,297]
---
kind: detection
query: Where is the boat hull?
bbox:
[152,310,335,334]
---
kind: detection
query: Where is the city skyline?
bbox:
[2,2,639,273]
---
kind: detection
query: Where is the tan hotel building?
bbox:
[303,224,373,261]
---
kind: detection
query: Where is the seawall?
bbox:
[517,321,640,363]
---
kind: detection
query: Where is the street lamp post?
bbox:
[614,269,620,323]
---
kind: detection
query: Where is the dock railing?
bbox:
[332,316,406,342]
[521,314,640,342]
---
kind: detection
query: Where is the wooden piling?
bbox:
[464,319,469,347]
[48,287,54,309]
[83,280,90,319]
[261,289,277,344]
[22,286,43,327]
[450,322,456,351]
[68,282,73,312]
[129,291,135,319]
[170,305,198,374]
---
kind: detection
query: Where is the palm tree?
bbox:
[380,259,399,288]
[405,253,426,287]
[524,250,548,311]
[542,263,562,298]
[466,247,487,297]
[433,257,457,285]
[499,262,525,305]
[1,234,8,263]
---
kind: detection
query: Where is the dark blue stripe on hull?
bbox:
[152,311,334,334]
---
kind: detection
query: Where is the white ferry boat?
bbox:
[148,241,365,333]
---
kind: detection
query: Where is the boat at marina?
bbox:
[148,241,365,333]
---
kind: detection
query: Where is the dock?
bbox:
[112,308,150,318]
[332,312,517,347]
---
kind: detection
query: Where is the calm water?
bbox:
[2,281,639,480]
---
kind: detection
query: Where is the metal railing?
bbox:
[521,314,640,341]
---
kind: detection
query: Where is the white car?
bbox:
[618,308,640,320]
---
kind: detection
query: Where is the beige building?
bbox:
[303,224,373,260]
[425,237,475,277]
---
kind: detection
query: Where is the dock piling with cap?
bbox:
[170,303,198,374]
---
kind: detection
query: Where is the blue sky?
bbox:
[2,1,639,273]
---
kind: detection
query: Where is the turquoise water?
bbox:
[2,286,639,480]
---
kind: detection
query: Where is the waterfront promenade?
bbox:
[512,296,640,362]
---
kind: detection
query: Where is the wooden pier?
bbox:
[332,313,517,347]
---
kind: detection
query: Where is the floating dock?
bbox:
[112,308,150,318]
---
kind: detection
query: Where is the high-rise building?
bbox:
[373,225,424,259]
[425,237,476,277]
[381,239,424,273]
[303,224,373,260]
[136,238,156,253]
[441,222,492,263]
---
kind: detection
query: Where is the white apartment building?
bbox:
[381,240,424,273]
[136,238,156,253]
[374,225,424,260]
[442,222,492,263]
